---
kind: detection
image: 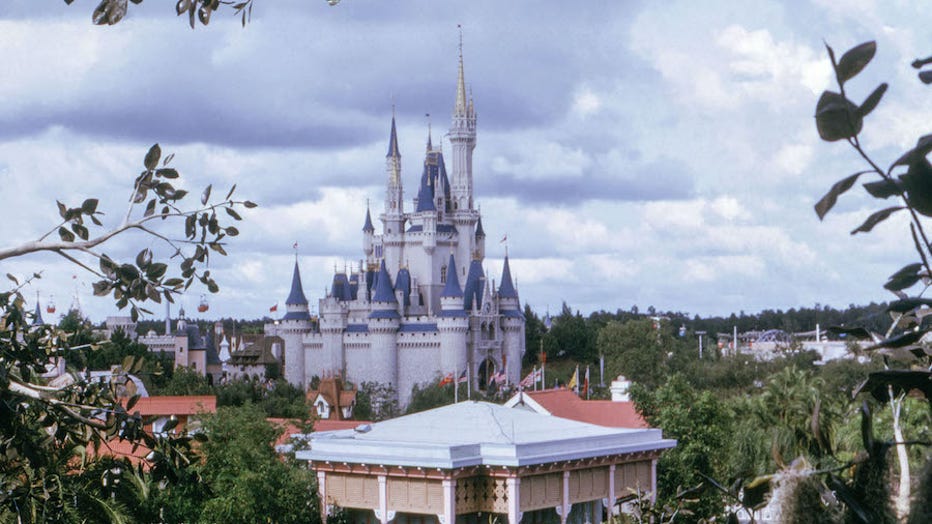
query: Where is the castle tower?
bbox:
[280,261,312,386]
[497,255,525,385]
[367,260,400,389]
[449,35,477,211]
[362,205,375,262]
[382,115,405,273]
[438,253,469,380]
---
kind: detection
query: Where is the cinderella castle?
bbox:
[265,45,526,405]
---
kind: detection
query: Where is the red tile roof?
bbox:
[522,389,648,429]
[123,395,217,416]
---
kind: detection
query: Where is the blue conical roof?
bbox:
[394,268,411,307]
[286,261,309,305]
[386,116,401,158]
[463,259,485,310]
[32,301,44,326]
[372,260,397,303]
[441,254,463,298]
[498,256,518,299]
[416,166,436,212]
[363,207,375,232]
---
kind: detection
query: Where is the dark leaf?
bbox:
[836,41,876,85]
[163,278,184,288]
[201,184,212,205]
[126,394,140,412]
[863,329,927,350]
[144,199,156,217]
[156,168,179,179]
[71,223,89,240]
[6,273,18,285]
[175,0,189,16]
[828,474,871,523]
[243,200,257,208]
[92,281,110,297]
[225,207,242,221]
[815,91,862,141]
[225,226,239,236]
[814,171,870,220]
[225,184,237,200]
[58,227,75,242]
[57,200,67,219]
[81,198,99,214]
[850,206,903,234]
[891,134,932,167]
[863,178,901,199]
[884,273,922,292]
[920,70,932,85]
[742,476,772,510]
[900,159,932,216]
[856,83,887,118]
[144,143,161,171]
[135,249,151,268]
[885,297,932,313]
[855,369,932,403]
[859,401,873,453]
[147,263,168,281]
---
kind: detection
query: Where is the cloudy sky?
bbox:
[1,0,930,323]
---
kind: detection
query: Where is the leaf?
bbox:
[6,273,18,285]
[856,83,887,118]
[855,369,932,403]
[891,134,932,167]
[920,70,932,85]
[225,184,237,200]
[243,200,257,208]
[71,223,89,240]
[885,297,932,313]
[144,198,156,217]
[58,227,75,242]
[814,171,870,219]
[863,178,901,199]
[863,329,927,350]
[156,168,179,179]
[815,91,862,142]
[126,394,141,412]
[900,159,932,216]
[57,200,67,219]
[884,273,922,292]
[742,476,772,510]
[144,143,161,171]
[225,207,242,221]
[850,206,903,234]
[828,474,871,523]
[80,198,99,215]
[836,41,876,85]
[225,226,239,236]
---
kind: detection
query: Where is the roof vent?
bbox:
[354,424,372,433]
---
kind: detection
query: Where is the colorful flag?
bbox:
[270,303,278,312]
[500,234,507,244]
[520,368,537,388]
[568,365,578,392]
[457,368,468,383]
[584,366,590,398]
[439,372,454,387]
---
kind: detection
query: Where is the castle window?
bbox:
[440,265,447,284]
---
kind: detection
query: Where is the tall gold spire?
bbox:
[454,25,468,116]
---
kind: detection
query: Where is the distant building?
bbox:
[137,310,222,380]
[266,43,525,406]
[299,401,675,524]
[307,375,358,421]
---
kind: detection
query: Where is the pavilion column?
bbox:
[377,475,391,524]
[606,464,616,517]
[506,477,522,524]
[441,479,457,524]
[651,459,658,504]
[559,471,570,524]
[317,471,329,521]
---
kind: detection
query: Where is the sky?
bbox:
[1,0,931,324]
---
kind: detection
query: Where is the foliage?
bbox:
[0,144,252,522]
[65,0,342,28]
[598,319,673,389]
[354,381,399,421]
[630,375,732,521]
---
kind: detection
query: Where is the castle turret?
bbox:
[382,115,405,272]
[367,260,400,389]
[497,255,525,384]
[449,36,477,211]
[362,206,375,260]
[280,261,312,387]
[438,253,469,383]
[474,216,486,259]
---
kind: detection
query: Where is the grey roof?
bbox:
[406,224,457,234]
[441,253,463,298]
[463,259,484,310]
[498,256,518,299]
[299,401,675,469]
[371,260,397,303]
[394,268,411,307]
[286,261,309,306]
[475,216,485,238]
[362,207,375,233]
[386,115,400,158]
[399,323,438,333]
[32,302,44,326]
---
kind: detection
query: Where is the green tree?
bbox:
[0,144,252,522]
[598,318,669,389]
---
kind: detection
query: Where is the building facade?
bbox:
[266,48,526,405]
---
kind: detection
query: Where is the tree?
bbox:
[598,318,669,389]
[65,0,342,28]
[0,144,253,522]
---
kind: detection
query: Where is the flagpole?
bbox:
[454,364,458,404]
[466,362,471,400]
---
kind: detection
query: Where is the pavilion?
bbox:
[297,401,675,524]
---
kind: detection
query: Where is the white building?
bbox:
[266,45,526,405]
[298,401,676,524]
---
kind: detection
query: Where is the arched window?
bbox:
[440,265,447,284]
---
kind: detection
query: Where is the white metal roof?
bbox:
[298,401,675,469]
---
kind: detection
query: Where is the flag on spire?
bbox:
[270,303,278,312]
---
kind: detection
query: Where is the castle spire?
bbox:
[362,205,375,233]
[498,255,518,299]
[387,113,401,159]
[454,25,468,117]
[286,261,309,306]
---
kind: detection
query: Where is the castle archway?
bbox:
[477,358,496,390]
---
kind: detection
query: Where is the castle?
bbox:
[265,46,526,405]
